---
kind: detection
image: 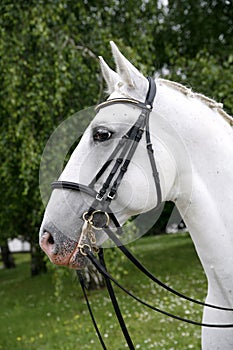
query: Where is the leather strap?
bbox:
[90,102,153,203]
[51,181,97,198]
[145,115,162,206]
[103,227,233,312]
[86,249,233,328]
[77,270,107,349]
[98,248,135,349]
[145,76,157,107]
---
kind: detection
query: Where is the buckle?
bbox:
[107,191,116,200]
[96,192,103,201]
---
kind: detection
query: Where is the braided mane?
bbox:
[158,79,233,126]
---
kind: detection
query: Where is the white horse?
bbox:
[39,42,233,349]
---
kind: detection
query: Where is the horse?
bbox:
[39,41,233,349]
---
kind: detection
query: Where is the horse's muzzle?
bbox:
[39,231,88,269]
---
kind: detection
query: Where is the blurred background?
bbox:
[1,2,232,349]
[0,0,232,278]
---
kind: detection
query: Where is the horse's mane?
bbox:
[158,78,233,126]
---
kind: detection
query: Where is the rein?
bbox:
[51,77,233,349]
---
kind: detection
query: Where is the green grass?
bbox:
[0,233,206,350]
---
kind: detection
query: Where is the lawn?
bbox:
[0,233,207,350]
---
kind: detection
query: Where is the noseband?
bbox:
[50,77,233,350]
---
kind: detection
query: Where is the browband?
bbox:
[95,98,152,113]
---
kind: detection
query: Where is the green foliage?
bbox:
[168,51,233,115]
[0,234,206,349]
[0,0,232,271]
[104,246,129,280]
[50,262,73,302]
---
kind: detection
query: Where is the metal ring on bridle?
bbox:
[79,244,92,256]
[83,211,91,222]
[83,210,110,230]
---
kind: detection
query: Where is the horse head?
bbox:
[39,42,177,269]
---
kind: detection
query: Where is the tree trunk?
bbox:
[30,241,47,276]
[0,240,16,269]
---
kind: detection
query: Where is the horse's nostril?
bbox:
[40,232,59,258]
[47,233,55,245]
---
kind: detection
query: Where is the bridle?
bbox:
[52,77,161,239]
[51,77,233,349]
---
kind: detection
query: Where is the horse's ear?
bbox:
[99,56,120,94]
[110,41,148,90]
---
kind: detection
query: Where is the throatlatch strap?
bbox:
[145,114,162,206]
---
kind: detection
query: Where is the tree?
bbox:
[152,0,233,114]
[0,0,232,277]
[0,1,101,275]
[0,239,15,269]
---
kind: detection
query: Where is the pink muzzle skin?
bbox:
[39,232,87,269]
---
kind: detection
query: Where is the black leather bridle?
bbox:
[52,77,161,231]
[51,77,233,349]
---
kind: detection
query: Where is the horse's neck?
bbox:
[156,81,233,212]
[156,82,233,292]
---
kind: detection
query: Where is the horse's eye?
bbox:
[93,128,113,142]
